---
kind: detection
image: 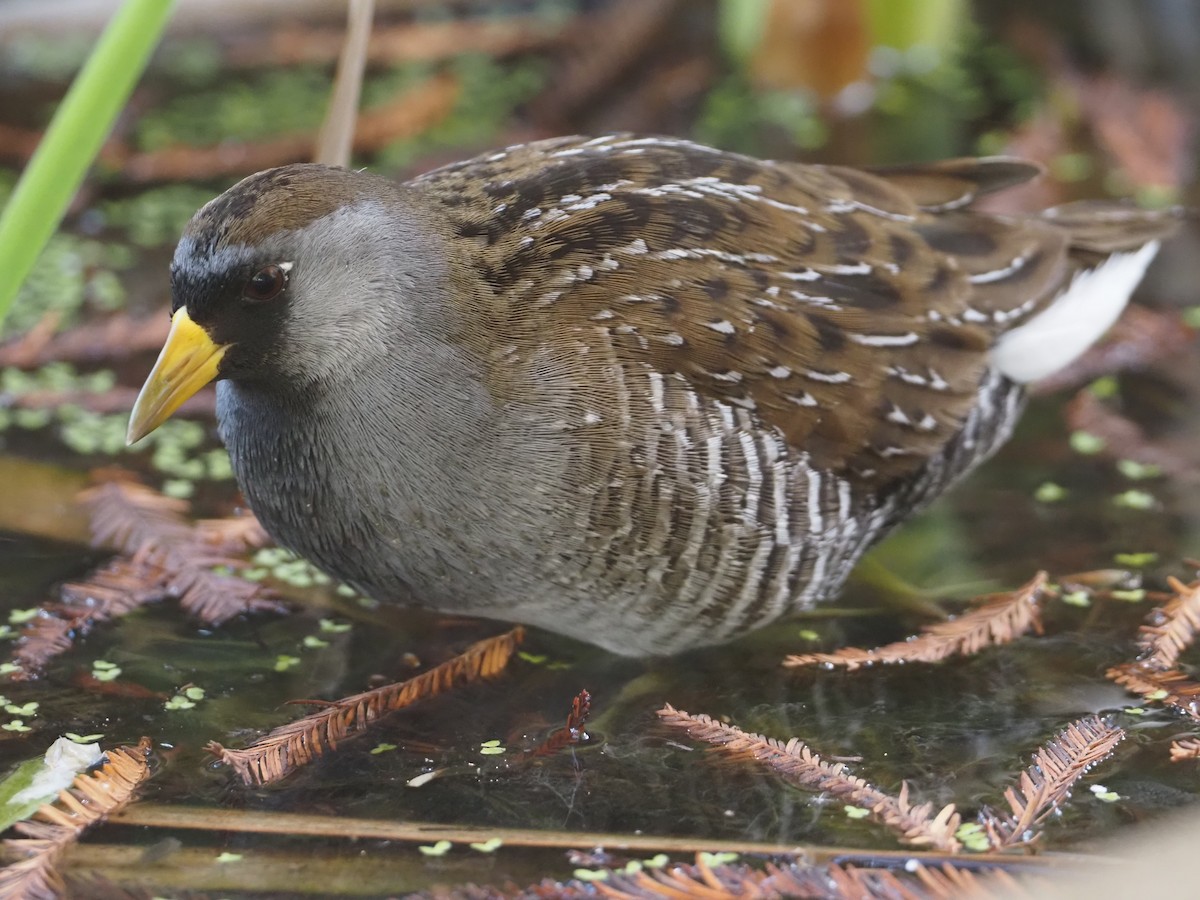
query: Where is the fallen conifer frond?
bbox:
[1106,664,1200,719]
[0,739,152,900]
[784,572,1048,671]
[9,480,284,677]
[208,627,525,786]
[656,705,961,852]
[408,854,1034,899]
[980,716,1125,848]
[1131,576,1200,669]
[1106,577,1200,719]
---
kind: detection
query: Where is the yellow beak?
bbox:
[127,308,228,445]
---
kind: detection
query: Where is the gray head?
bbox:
[126,164,450,441]
[171,163,449,385]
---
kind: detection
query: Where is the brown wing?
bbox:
[417,135,1168,484]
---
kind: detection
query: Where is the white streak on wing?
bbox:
[781,269,821,281]
[738,431,762,523]
[991,241,1160,383]
[803,368,853,384]
[825,198,915,222]
[848,331,919,347]
[837,477,852,525]
[762,432,789,545]
[969,254,1027,284]
[647,370,665,417]
[806,467,823,534]
[565,192,612,211]
[802,544,829,603]
[821,261,872,275]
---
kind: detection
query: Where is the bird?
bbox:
[126,134,1177,656]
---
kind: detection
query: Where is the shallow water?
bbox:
[0,3,1199,896]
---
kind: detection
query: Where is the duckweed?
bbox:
[251,548,331,589]
[5,235,131,338]
[418,840,453,857]
[161,479,195,499]
[1116,459,1162,481]
[1113,490,1155,510]
[1034,482,1066,503]
[1070,431,1106,455]
[1113,552,1158,567]
[103,185,224,247]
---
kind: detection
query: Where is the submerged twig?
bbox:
[784,573,1048,671]
[657,705,962,852]
[0,739,152,900]
[524,689,591,760]
[208,627,525,786]
[1170,738,1200,762]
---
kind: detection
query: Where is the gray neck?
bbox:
[214,335,519,605]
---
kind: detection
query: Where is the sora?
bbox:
[127,135,1175,655]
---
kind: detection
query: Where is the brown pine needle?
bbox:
[0,739,152,900]
[981,716,1125,848]
[656,705,961,852]
[784,572,1048,670]
[1169,738,1200,762]
[208,627,525,786]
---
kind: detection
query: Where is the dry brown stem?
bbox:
[208,627,525,786]
[0,314,169,369]
[784,573,1048,671]
[981,716,1125,848]
[225,17,563,68]
[0,739,152,900]
[656,705,961,852]
[108,73,458,184]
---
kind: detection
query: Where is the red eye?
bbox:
[243,264,288,302]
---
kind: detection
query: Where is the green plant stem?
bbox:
[0,0,176,327]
